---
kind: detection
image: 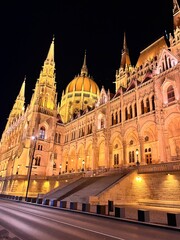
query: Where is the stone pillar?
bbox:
[122,140,127,165]
[157,124,167,163]
[109,144,113,169]
[75,153,79,172]
[92,144,98,170]
[164,130,171,162]
[139,136,145,164]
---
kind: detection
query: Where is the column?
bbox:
[122,140,127,165]
[139,136,145,164]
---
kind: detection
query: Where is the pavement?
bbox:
[0,226,20,240]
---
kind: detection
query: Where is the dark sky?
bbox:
[0,0,174,137]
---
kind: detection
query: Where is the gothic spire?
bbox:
[46,35,55,64]
[38,36,55,86]
[120,32,131,69]
[80,50,88,77]
[5,78,25,131]
[12,77,25,114]
[173,0,180,15]
[173,0,180,28]
[30,36,57,110]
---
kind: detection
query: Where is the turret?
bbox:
[30,37,57,111]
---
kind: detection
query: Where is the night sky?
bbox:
[0,0,174,137]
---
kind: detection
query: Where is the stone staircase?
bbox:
[44,170,128,203]
[63,172,126,203]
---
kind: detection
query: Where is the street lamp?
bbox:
[16,165,20,175]
[82,160,85,171]
[25,136,37,201]
[59,164,62,175]
[136,149,140,166]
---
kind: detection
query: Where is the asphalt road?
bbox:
[0,199,179,240]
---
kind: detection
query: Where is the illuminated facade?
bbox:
[0,1,180,196]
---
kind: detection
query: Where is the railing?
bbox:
[138,161,180,174]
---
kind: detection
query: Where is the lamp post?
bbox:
[16,165,20,175]
[59,164,62,175]
[136,149,140,166]
[82,160,85,171]
[25,136,37,201]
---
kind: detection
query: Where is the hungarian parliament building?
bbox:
[0,1,180,196]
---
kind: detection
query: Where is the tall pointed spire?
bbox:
[5,78,25,131]
[120,32,131,69]
[80,50,88,77]
[30,36,57,111]
[46,35,55,64]
[38,36,55,86]
[19,76,26,100]
[12,77,25,114]
[173,0,180,15]
[173,0,180,28]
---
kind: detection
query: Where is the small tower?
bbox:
[120,32,131,70]
[3,78,25,135]
[115,32,132,91]
[30,36,57,111]
[173,0,180,28]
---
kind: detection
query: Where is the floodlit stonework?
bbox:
[0,1,180,199]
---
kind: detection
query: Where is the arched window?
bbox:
[129,151,135,163]
[145,148,152,164]
[38,144,42,150]
[151,95,155,110]
[54,133,58,142]
[129,152,132,163]
[53,162,56,169]
[146,98,150,112]
[39,126,45,139]
[167,85,175,103]
[125,107,128,120]
[134,103,137,117]
[115,112,118,124]
[119,110,122,123]
[141,100,144,114]
[58,133,61,143]
[111,114,114,125]
[35,157,41,166]
[101,118,104,128]
[129,105,132,118]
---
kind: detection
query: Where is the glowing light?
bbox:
[136,176,142,182]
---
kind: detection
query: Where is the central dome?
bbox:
[59,51,100,123]
[65,75,99,94]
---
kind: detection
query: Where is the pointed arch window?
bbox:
[129,105,132,118]
[146,98,150,112]
[39,126,45,140]
[151,95,155,110]
[141,100,144,114]
[54,132,61,143]
[38,144,42,150]
[111,113,114,125]
[35,157,41,166]
[119,110,122,123]
[115,112,118,124]
[129,151,135,163]
[53,162,56,169]
[134,103,137,117]
[167,85,175,103]
[125,107,128,120]
[101,118,104,128]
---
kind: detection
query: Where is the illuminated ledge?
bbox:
[138,199,180,208]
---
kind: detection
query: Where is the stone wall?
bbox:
[95,170,180,205]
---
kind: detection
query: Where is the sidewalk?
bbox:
[0,225,20,240]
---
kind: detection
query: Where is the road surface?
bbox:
[0,199,179,240]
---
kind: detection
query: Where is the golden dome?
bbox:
[65,75,100,94]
